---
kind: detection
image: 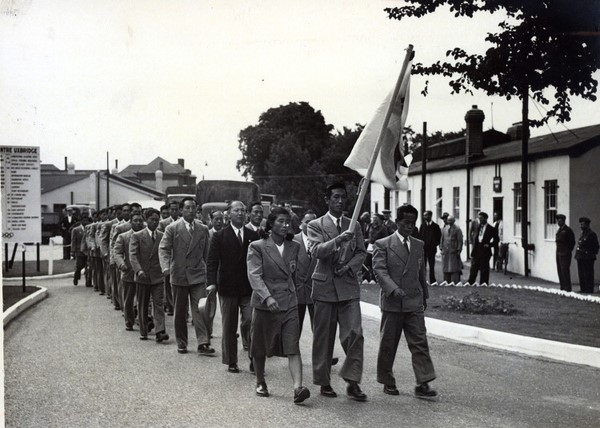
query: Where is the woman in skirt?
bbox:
[246,206,310,404]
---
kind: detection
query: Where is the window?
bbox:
[473,186,481,219]
[436,188,443,219]
[406,190,411,206]
[514,182,522,236]
[544,180,558,239]
[453,187,460,219]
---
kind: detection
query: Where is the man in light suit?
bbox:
[468,211,498,285]
[245,201,263,233]
[71,216,91,286]
[373,204,437,400]
[131,208,169,342]
[307,182,367,401]
[159,197,213,355]
[100,205,121,306]
[114,211,145,333]
[207,201,259,373]
[158,200,180,316]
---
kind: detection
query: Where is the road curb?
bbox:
[3,272,73,282]
[3,285,49,327]
[361,301,600,369]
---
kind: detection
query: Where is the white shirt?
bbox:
[246,223,259,232]
[276,242,284,256]
[183,219,194,233]
[231,224,244,242]
[396,232,411,251]
[327,212,343,231]
[478,223,487,242]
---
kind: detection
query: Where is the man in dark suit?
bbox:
[61,207,77,260]
[419,210,442,284]
[207,200,259,373]
[468,212,498,285]
[555,214,576,292]
[159,197,212,355]
[575,217,599,294]
[307,182,367,401]
[373,204,437,399]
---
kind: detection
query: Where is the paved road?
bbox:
[4,277,600,427]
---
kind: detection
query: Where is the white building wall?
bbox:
[41,178,93,208]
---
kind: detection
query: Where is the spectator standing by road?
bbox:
[440,215,463,284]
[555,214,576,292]
[574,217,599,294]
[419,210,442,284]
[468,212,498,285]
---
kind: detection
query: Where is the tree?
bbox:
[237,103,367,214]
[386,0,600,276]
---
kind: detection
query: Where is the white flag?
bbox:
[344,60,412,191]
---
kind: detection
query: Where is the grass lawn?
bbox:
[2,259,76,277]
[2,286,41,311]
[360,283,600,348]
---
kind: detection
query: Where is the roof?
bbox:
[408,124,600,175]
[41,174,89,194]
[138,157,186,175]
[118,164,144,178]
[104,173,165,197]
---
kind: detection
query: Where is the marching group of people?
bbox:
[68,182,439,405]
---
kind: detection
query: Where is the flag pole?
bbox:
[347,44,414,233]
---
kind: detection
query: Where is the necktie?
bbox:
[237,229,243,246]
[152,231,155,243]
[187,222,193,235]
[336,218,341,234]
[403,238,410,254]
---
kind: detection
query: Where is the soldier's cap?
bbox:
[382,209,391,214]
[579,217,591,224]
[556,214,566,220]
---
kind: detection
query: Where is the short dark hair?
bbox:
[160,204,168,211]
[424,210,433,216]
[478,211,489,219]
[169,200,179,208]
[556,214,566,220]
[248,201,262,211]
[145,208,160,219]
[326,182,347,198]
[210,210,223,219]
[260,206,293,241]
[180,197,197,209]
[579,216,591,224]
[396,204,418,221]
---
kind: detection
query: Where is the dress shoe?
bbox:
[293,386,310,404]
[228,364,240,373]
[414,382,438,400]
[256,382,269,397]
[139,335,148,341]
[347,382,367,402]
[99,292,105,295]
[320,385,337,398]
[148,320,155,332]
[125,325,133,331]
[383,384,399,396]
[177,347,188,354]
[331,357,339,366]
[155,331,169,343]
[114,305,121,311]
[73,278,78,286]
[197,344,215,355]
[167,311,174,316]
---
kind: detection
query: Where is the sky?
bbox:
[1,0,598,182]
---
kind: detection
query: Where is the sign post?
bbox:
[1,145,42,283]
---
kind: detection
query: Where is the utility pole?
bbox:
[420,122,427,216]
[521,85,530,277]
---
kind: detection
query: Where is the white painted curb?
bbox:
[3,272,73,282]
[361,301,600,369]
[3,286,49,327]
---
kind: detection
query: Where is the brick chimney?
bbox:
[178,158,184,168]
[507,122,523,140]
[465,105,485,160]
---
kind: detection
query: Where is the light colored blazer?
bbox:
[100,218,118,258]
[113,229,135,282]
[307,214,367,302]
[293,232,316,305]
[372,233,428,313]
[158,218,210,286]
[110,221,131,265]
[130,228,163,285]
[70,225,85,257]
[247,237,300,311]
[157,216,176,232]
